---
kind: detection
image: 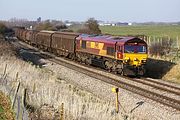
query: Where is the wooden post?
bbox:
[149,36,151,45]
[60,103,64,120]
[116,90,119,113]
[32,82,36,93]
[177,36,179,49]
[11,82,20,109]
[22,88,27,108]
[153,36,156,44]
[3,64,7,77]
[15,72,19,81]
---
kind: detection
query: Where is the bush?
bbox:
[61,29,74,32]
[55,25,67,31]
[0,23,8,35]
[77,18,101,34]
[35,22,55,31]
[149,37,173,56]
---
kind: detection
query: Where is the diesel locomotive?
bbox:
[15,28,148,76]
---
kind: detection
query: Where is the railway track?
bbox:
[47,57,180,111]
[11,39,180,111]
[129,77,180,96]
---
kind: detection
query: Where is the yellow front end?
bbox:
[123,53,148,67]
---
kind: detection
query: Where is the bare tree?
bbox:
[78,18,101,34]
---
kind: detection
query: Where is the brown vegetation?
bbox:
[149,37,173,56]
[0,91,15,120]
[163,64,180,83]
[35,22,55,31]
[0,38,17,56]
[0,23,8,35]
[34,21,68,31]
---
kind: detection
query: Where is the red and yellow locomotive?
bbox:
[15,28,148,76]
[76,35,147,75]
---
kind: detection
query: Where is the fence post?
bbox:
[32,82,36,93]
[60,103,64,120]
[11,82,20,109]
[15,72,19,82]
[22,88,27,108]
[149,36,151,45]
[153,36,156,44]
[3,64,7,77]
[21,88,27,120]
[177,36,179,49]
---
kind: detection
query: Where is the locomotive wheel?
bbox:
[104,61,112,70]
[85,58,91,65]
[139,66,146,76]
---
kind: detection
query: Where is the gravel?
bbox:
[40,57,180,120]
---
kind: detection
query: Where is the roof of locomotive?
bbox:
[77,34,143,44]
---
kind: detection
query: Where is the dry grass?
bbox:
[0,38,125,119]
[145,58,180,84]
[163,63,180,84]
[0,55,124,119]
[0,39,17,57]
[26,81,123,120]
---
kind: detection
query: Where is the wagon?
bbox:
[35,31,55,50]
[21,30,28,42]
[25,30,33,43]
[51,32,79,57]
[30,30,39,46]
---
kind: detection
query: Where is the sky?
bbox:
[0,0,180,22]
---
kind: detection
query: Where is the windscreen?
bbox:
[124,45,147,53]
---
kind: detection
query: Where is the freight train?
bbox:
[15,28,148,76]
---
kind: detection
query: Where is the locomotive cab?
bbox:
[116,38,148,75]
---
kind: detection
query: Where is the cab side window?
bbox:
[118,46,122,52]
[82,40,86,49]
[107,47,114,56]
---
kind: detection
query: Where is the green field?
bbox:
[100,25,180,39]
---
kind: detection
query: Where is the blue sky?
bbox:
[0,0,180,22]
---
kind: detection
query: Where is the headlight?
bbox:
[134,58,138,61]
[124,57,130,63]
[141,60,146,63]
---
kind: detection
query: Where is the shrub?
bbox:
[149,37,173,56]
[0,22,8,35]
[77,18,101,34]
[35,22,55,31]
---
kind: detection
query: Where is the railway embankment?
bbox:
[145,58,180,84]
[0,37,180,119]
[0,37,125,119]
